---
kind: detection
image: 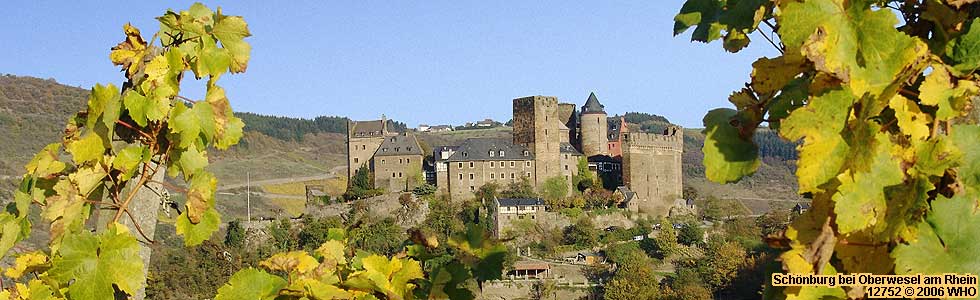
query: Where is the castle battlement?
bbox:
[622,126,683,151]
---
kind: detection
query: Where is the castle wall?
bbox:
[513,96,561,186]
[580,112,608,157]
[373,154,423,193]
[447,159,535,200]
[557,103,578,144]
[622,127,683,217]
[348,136,385,180]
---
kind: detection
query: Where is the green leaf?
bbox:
[893,194,980,274]
[86,84,121,134]
[25,143,66,177]
[777,0,841,50]
[69,165,107,197]
[213,11,252,73]
[175,206,220,246]
[946,18,980,73]
[918,64,978,121]
[215,268,286,300]
[113,144,148,181]
[169,103,201,149]
[701,108,760,183]
[780,89,854,193]
[184,171,216,225]
[193,36,231,78]
[832,135,904,234]
[48,223,144,299]
[177,145,208,181]
[345,255,423,299]
[0,213,27,261]
[674,0,723,42]
[953,124,980,195]
[67,133,105,165]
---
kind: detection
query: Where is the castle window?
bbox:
[362,145,366,150]
[499,150,504,156]
[354,158,359,163]
[526,161,531,167]
[490,173,495,179]
[381,159,386,164]
[463,152,468,157]
[458,163,463,169]
[565,165,568,171]
[500,173,504,179]
[382,148,387,152]
[489,151,495,157]
[490,161,495,168]
[470,186,475,191]
[500,161,505,168]
[511,173,515,179]
[470,162,474,168]
[399,172,403,177]
[564,154,568,159]
[459,174,463,180]
[511,162,515,167]
[399,158,403,164]
[523,150,529,156]
[407,147,412,151]
[526,172,531,177]
[395,147,400,152]
[469,173,474,180]
[392,173,396,178]
[407,158,410,163]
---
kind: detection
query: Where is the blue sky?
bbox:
[1,1,778,128]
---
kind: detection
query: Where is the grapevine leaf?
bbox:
[4,251,49,279]
[728,88,758,110]
[43,180,88,250]
[345,255,423,300]
[766,77,807,130]
[832,135,904,234]
[68,165,107,198]
[213,11,252,73]
[205,85,243,149]
[25,143,66,177]
[185,171,216,224]
[169,103,201,149]
[780,89,854,193]
[889,95,931,141]
[946,18,980,73]
[315,239,348,266]
[193,36,231,78]
[215,268,286,300]
[48,223,144,300]
[109,24,147,76]
[919,64,978,120]
[193,101,217,142]
[722,30,750,53]
[953,124,980,195]
[751,53,806,95]
[912,135,961,177]
[448,225,507,283]
[717,0,767,31]
[217,116,244,150]
[113,144,148,181]
[701,108,760,183]
[797,1,928,97]
[0,213,27,261]
[175,206,220,246]
[777,0,840,50]
[427,262,474,300]
[305,280,353,300]
[66,133,105,165]
[177,145,208,181]
[86,84,121,133]
[893,194,980,274]
[259,251,319,275]
[673,0,723,42]
[782,263,846,300]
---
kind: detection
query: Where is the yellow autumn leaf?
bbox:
[4,251,48,279]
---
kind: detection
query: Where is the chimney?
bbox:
[381,114,388,135]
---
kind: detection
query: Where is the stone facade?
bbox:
[513,96,562,187]
[347,117,393,180]
[372,133,424,192]
[621,126,683,216]
[492,198,546,237]
[441,138,536,200]
[580,92,608,157]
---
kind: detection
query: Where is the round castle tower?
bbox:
[579,92,608,157]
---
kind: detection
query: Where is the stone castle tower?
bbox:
[579,92,608,157]
[513,96,562,186]
[622,126,683,216]
[346,115,392,180]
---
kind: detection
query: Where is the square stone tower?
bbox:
[346,116,392,181]
[513,96,561,186]
[622,126,683,216]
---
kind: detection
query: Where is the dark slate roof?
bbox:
[497,198,545,207]
[560,142,582,155]
[351,120,388,137]
[581,92,605,114]
[588,154,620,163]
[374,134,423,157]
[447,138,533,162]
[617,186,635,202]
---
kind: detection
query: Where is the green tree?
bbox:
[677,223,704,246]
[349,217,406,256]
[531,280,557,300]
[563,217,598,248]
[500,176,536,199]
[224,220,246,248]
[603,248,659,300]
[297,216,343,251]
[653,218,678,259]
[540,176,569,208]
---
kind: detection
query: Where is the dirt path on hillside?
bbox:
[217,165,346,191]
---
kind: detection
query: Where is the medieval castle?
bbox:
[346,93,683,216]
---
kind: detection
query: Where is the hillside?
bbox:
[0,74,802,219]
